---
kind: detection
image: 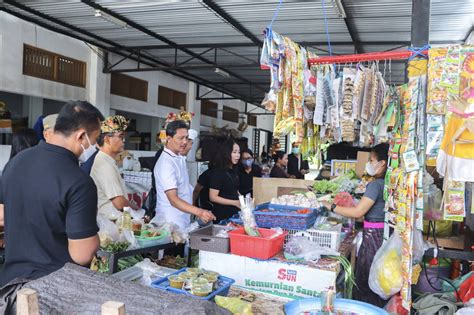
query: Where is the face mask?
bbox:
[242,159,253,168]
[292,147,300,154]
[365,161,380,176]
[78,134,97,163]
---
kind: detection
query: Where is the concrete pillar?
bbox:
[88,49,111,117]
[186,82,201,186]
[23,96,43,128]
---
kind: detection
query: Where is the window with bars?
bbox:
[222,106,239,123]
[247,114,257,126]
[23,44,86,88]
[201,100,218,118]
[158,86,187,109]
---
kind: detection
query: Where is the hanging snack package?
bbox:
[440,46,462,95]
[427,47,449,114]
[425,114,444,166]
[313,68,326,126]
[352,65,366,120]
[444,180,466,221]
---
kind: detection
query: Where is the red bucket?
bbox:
[228,227,287,260]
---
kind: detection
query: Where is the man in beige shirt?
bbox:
[90,115,137,218]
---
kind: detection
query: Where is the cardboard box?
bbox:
[199,251,337,299]
[253,177,314,205]
[356,151,371,178]
[330,159,357,177]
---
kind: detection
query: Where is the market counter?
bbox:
[199,232,358,300]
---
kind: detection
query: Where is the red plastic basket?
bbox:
[228,227,288,260]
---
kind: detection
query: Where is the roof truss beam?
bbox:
[201,0,262,46]
[81,0,265,93]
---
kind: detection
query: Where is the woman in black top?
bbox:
[270,151,294,178]
[209,139,241,223]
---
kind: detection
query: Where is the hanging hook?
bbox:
[383,59,387,79]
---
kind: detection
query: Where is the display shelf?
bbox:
[97,242,174,274]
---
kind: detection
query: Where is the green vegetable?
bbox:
[101,242,129,253]
[328,255,357,299]
[312,180,340,194]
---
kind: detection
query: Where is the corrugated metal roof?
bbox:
[2,0,472,105]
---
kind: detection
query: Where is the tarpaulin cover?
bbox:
[24,263,230,315]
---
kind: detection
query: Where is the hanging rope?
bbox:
[408,44,430,61]
[321,0,333,56]
[267,0,283,36]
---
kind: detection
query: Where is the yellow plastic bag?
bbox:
[215,296,253,315]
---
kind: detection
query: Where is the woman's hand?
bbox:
[234,200,242,209]
[321,201,332,210]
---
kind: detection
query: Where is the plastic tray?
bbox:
[228,227,288,260]
[189,225,231,253]
[254,203,321,230]
[135,230,171,248]
[285,297,388,315]
[151,268,235,300]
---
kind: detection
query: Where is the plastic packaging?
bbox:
[368,231,403,299]
[215,296,253,315]
[412,229,428,265]
[284,236,340,261]
[97,215,121,247]
[239,194,260,237]
[384,294,408,315]
[134,258,165,286]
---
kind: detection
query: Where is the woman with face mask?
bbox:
[237,148,262,196]
[322,142,390,307]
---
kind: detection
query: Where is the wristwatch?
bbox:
[330,203,337,212]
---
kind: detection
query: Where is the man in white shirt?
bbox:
[90,115,137,218]
[153,121,215,231]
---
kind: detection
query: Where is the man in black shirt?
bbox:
[0,101,104,313]
[288,142,310,180]
[238,149,262,196]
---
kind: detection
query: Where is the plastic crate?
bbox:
[151,268,235,300]
[285,226,342,251]
[135,230,171,248]
[228,227,288,260]
[254,203,321,230]
[189,225,230,253]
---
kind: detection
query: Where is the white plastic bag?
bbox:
[120,230,139,250]
[368,232,403,299]
[97,215,121,247]
[135,258,164,286]
[412,229,428,265]
[284,236,340,261]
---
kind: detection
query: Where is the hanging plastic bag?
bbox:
[97,215,121,247]
[368,231,403,299]
[412,229,428,265]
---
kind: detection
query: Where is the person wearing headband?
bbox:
[90,115,138,218]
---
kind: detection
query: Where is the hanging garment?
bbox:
[436,99,474,182]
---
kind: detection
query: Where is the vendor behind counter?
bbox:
[322,142,389,308]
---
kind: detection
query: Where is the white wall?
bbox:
[0,12,90,101]
[0,11,275,173]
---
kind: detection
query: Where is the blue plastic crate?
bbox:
[151,268,235,300]
[254,203,322,230]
